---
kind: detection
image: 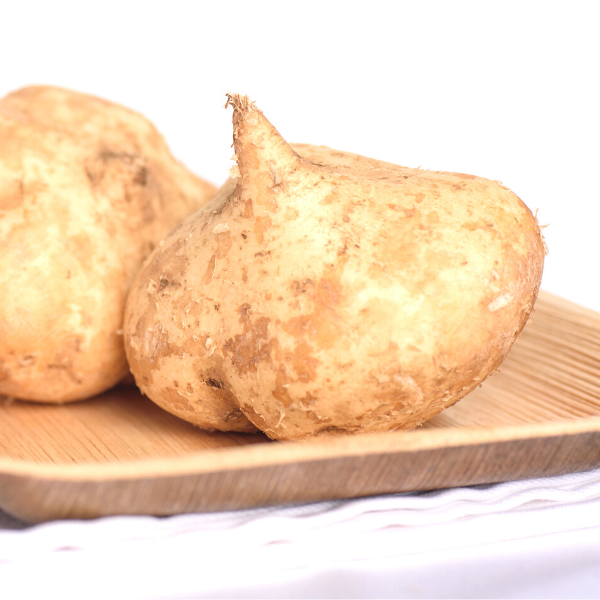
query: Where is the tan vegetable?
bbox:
[124,94,545,440]
[0,86,216,403]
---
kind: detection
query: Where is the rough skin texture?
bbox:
[0,86,217,402]
[124,94,546,439]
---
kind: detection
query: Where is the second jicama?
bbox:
[124,94,546,440]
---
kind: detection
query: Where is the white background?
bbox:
[1,0,598,311]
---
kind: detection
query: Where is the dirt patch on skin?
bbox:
[290,279,315,296]
[253,215,272,244]
[463,218,499,234]
[287,341,319,383]
[222,304,273,376]
[159,386,195,413]
[271,363,294,407]
[269,341,320,409]
[283,257,348,349]
[241,198,254,218]
[241,403,271,431]
[205,378,224,389]
[216,231,233,258]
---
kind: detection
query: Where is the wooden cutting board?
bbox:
[1,290,599,522]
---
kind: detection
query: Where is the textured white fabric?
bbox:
[1,468,600,598]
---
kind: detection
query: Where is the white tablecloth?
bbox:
[2,468,600,599]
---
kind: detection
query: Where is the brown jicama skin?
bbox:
[0,86,216,403]
[124,94,546,440]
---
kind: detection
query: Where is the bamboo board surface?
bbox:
[1,290,599,522]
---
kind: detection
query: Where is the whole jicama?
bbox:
[0,86,216,403]
[124,94,545,439]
